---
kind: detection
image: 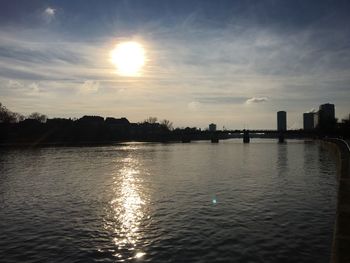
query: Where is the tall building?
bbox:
[209,123,216,132]
[277,111,287,131]
[319,103,335,123]
[303,112,316,130]
[318,103,335,130]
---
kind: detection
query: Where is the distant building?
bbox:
[277,111,287,131]
[318,103,335,129]
[303,112,316,130]
[209,123,216,132]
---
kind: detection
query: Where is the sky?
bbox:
[0,0,350,129]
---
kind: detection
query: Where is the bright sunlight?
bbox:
[110,41,146,77]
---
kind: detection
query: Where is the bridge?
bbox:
[181,129,317,143]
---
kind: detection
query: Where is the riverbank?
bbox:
[323,139,350,263]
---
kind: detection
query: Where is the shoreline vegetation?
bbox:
[1,102,349,147]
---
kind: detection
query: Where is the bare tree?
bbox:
[160,119,173,131]
[144,116,158,124]
[0,103,12,123]
[28,112,47,123]
[0,102,22,123]
[13,112,25,122]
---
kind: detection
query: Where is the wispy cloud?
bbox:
[246,97,269,104]
[197,96,247,104]
[79,80,100,94]
[188,101,201,111]
[307,108,317,113]
[0,78,42,98]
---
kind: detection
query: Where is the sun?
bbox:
[110,41,146,77]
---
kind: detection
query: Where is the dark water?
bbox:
[0,140,337,262]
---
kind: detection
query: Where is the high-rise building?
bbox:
[319,103,335,122]
[318,103,335,130]
[303,112,316,130]
[209,123,216,132]
[277,111,287,131]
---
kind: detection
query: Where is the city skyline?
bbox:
[1,0,350,129]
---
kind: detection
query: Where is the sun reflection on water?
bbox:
[106,155,148,261]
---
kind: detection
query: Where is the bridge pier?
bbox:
[211,137,219,143]
[243,130,250,143]
[278,132,285,143]
[181,136,191,143]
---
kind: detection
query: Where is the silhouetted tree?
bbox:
[13,112,25,122]
[0,102,24,123]
[28,112,47,123]
[160,119,173,131]
[144,116,157,124]
[0,103,13,123]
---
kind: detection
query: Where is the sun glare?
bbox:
[110,41,145,77]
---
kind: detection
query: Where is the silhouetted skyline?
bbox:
[1,0,350,129]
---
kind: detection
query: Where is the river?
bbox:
[0,139,337,262]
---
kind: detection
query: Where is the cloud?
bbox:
[307,108,317,113]
[7,79,22,88]
[0,32,104,82]
[0,78,41,97]
[246,97,268,104]
[28,83,40,93]
[44,7,55,16]
[188,101,201,111]
[43,7,55,22]
[1,1,350,128]
[197,96,246,104]
[79,80,100,94]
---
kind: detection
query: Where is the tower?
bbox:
[277,111,287,131]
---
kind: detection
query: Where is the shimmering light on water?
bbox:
[0,140,337,262]
[109,156,148,260]
[135,252,146,258]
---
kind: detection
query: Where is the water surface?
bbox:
[0,139,337,262]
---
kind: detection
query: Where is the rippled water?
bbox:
[0,139,337,262]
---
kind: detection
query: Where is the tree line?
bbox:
[0,102,197,145]
[0,103,47,123]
